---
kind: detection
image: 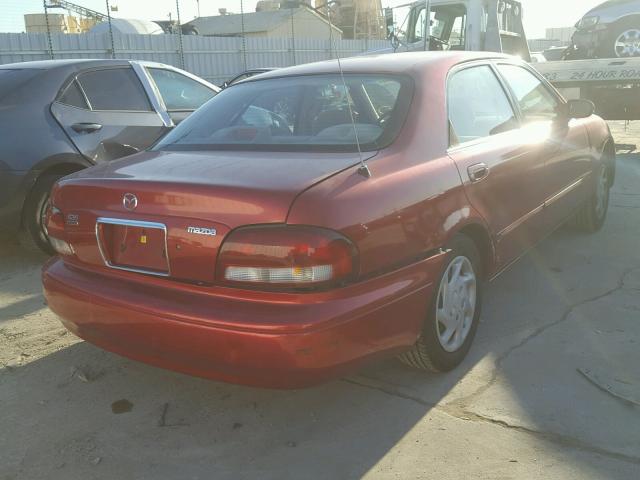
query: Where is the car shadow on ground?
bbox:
[2,157,640,479]
[2,226,638,479]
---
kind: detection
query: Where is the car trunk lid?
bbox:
[54,150,372,284]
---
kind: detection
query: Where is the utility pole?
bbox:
[43,0,54,60]
[240,0,247,71]
[176,0,185,69]
[105,0,116,58]
[290,7,296,65]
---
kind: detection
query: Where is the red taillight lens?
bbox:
[45,206,64,237]
[45,205,74,256]
[217,225,358,290]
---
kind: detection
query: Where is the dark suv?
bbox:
[0,59,219,253]
[572,0,640,58]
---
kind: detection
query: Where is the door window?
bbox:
[77,67,152,111]
[497,65,561,123]
[449,15,466,48]
[147,68,216,110]
[448,65,518,145]
[411,5,467,47]
[58,80,88,109]
[413,7,427,42]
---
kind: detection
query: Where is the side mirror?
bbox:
[566,99,595,119]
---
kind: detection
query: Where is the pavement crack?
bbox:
[449,267,640,409]
[344,375,640,466]
[454,411,640,466]
[611,204,640,209]
[342,376,437,408]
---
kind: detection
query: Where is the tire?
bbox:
[398,234,483,373]
[21,174,62,255]
[603,19,640,58]
[572,164,610,233]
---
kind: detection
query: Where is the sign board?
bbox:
[534,58,640,86]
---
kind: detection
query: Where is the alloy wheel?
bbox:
[615,29,640,57]
[40,196,51,238]
[435,256,477,353]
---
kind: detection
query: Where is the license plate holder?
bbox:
[96,218,169,276]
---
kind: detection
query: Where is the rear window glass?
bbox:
[77,68,151,111]
[154,74,412,153]
[147,68,216,110]
[0,69,42,97]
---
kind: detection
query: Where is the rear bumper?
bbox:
[42,253,445,388]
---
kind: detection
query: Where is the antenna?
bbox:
[325,1,372,179]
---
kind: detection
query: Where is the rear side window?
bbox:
[77,68,151,111]
[448,65,518,145]
[497,64,560,123]
[58,80,88,109]
[147,68,216,110]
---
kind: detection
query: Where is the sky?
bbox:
[1,0,605,38]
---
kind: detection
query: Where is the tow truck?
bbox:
[379,0,640,120]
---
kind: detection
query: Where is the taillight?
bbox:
[217,225,358,290]
[45,205,74,256]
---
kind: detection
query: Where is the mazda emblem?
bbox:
[122,193,138,211]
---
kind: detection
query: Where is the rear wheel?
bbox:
[572,164,610,233]
[398,234,482,373]
[604,20,640,58]
[21,174,62,255]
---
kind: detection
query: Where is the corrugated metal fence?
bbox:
[0,33,389,85]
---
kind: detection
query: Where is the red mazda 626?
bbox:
[43,52,615,388]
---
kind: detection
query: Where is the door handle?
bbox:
[468,163,489,183]
[71,122,102,133]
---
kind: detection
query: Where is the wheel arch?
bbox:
[610,13,640,29]
[453,221,495,280]
[20,161,87,227]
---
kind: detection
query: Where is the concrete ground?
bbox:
[1,122,639,480]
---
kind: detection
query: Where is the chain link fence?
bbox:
[2,0,390,85]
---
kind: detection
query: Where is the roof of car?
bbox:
[0,58,170,71]
[249,51,514,80]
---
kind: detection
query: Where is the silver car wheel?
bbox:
[615,29,640,57]
[436,256,477,353]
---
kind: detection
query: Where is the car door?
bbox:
[51,66,169,163]
[495,63,592,230]
[145,67,217,125]
[447,63,548,271]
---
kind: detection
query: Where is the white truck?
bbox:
[381,0,640,120]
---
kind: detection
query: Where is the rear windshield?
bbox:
[154,74,412,153]
[0,69,42,98]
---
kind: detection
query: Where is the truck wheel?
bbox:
[22,174,62,255]
[609,20,640,58]
[398,234,482,373]
[572,164,610,233]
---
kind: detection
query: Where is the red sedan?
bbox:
[42,52,615,388]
